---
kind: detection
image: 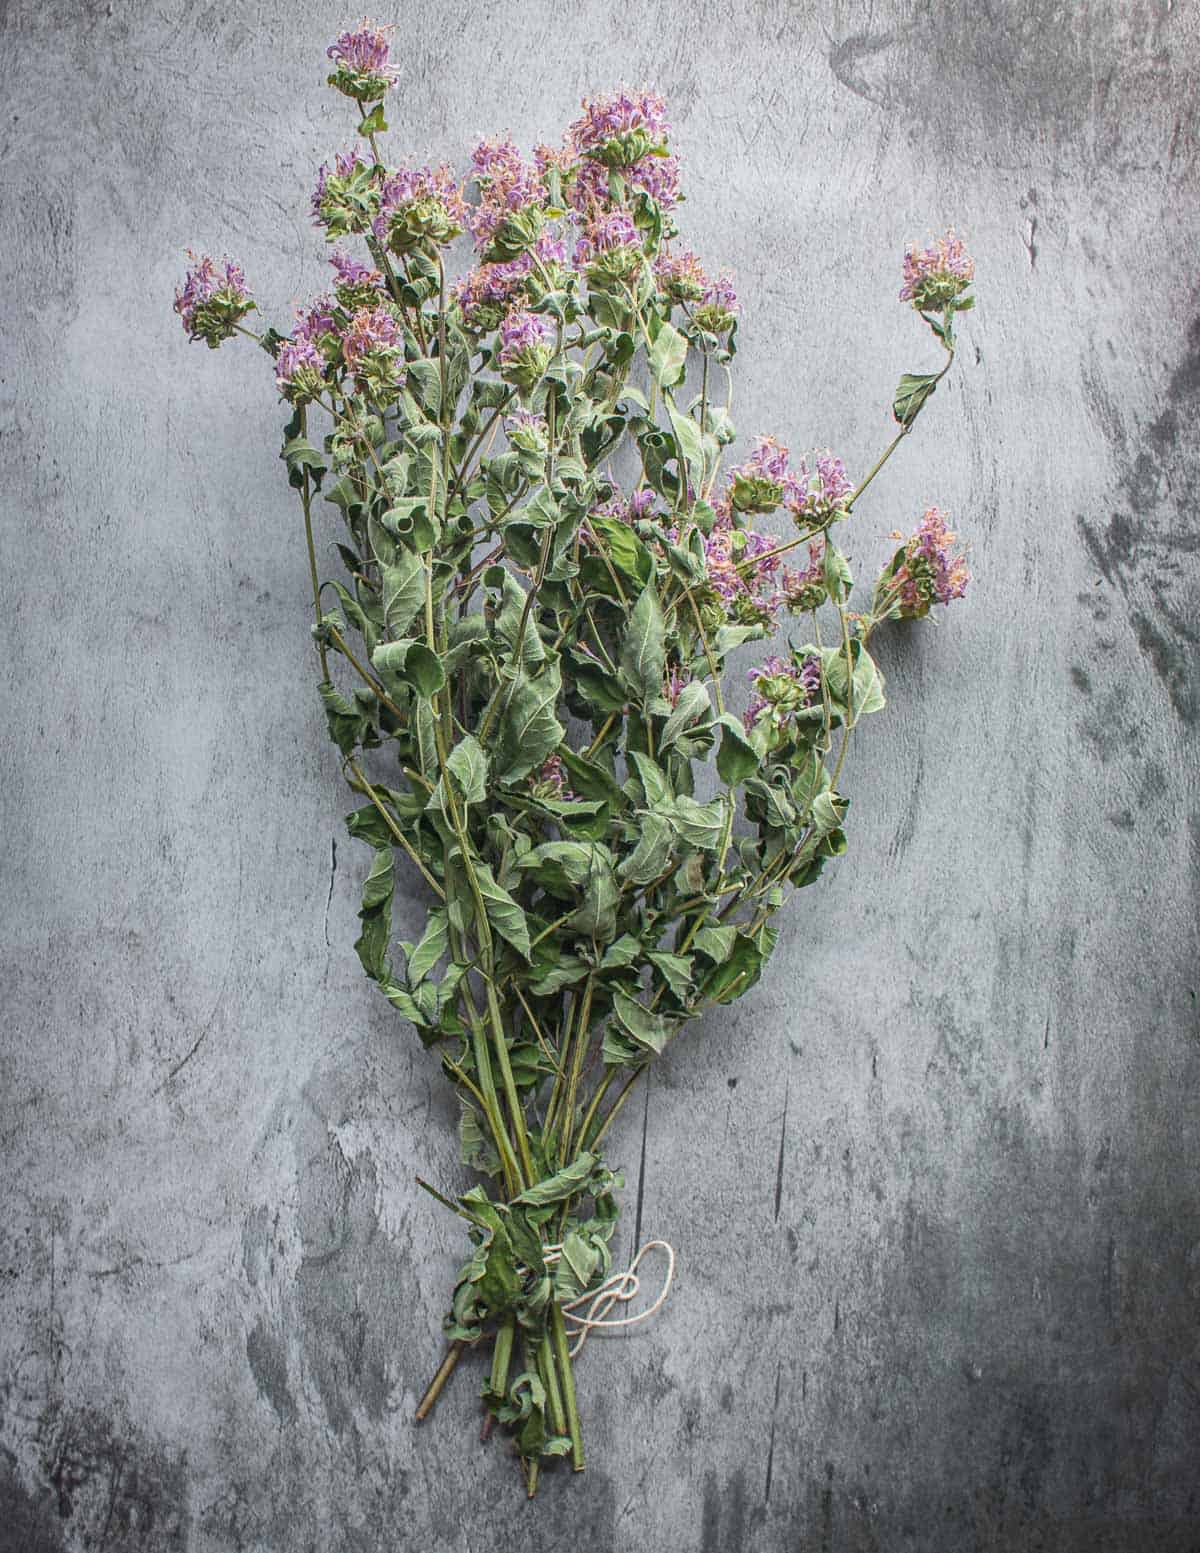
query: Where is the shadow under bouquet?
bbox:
[176,20,976,1495]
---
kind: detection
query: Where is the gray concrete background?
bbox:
[2,1,1198,1549]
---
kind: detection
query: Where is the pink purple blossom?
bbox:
[326,21,400,100]
[174,252,254,348]
[569,89,670,160]
[530,754,573,801]
[744,653,822,730]
[468,136,547,255]
[342,304,405,397]
[497,306,555,387]
[373,164,468,253]
[729,436,791,513]
[329,248,384,307]
[783,450,853,527]
[782,542,827,612]
[884,507,969,617]
[899,231,975,310]
[276,336,325,401]
[702,515,781,627]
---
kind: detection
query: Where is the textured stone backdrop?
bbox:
[2,2,1198,1549]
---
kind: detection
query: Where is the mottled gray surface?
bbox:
[2,1,1198,1548]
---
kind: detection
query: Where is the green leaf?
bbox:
[666,794,725,850]
[405,357,441,419]
[698,931,764,1005]
[473,860,532,960]
[404,643,445,699]
[407,908,448,985]
[619,583,666,704]
[445,734,488,806]
[493,664,564,784]
[568,846,619,943]
[588,515,654,585]
[354,847,394,982]
[628,750,670,807]
[647,319,688,388]
[809,790,847,837]
[382,552,425,636]
[647,950,694,999]
[610,990,671,1055]
[660,680,712,751]
[281,434,327,489]
[893,371,939,428]
[513,1152,599,1207]
[666,396,706,487]
[357,102,389,136]
[617,813,674,885]
[319,680,368,756]
[693,923,737,963]
[715,712,759,785]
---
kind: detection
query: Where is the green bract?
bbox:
[178,66,977,1496]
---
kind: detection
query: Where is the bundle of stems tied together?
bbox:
[175,19,977,1494]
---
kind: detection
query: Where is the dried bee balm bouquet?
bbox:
[175,20,976,1494]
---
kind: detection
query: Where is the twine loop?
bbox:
[541,1239,676,1358]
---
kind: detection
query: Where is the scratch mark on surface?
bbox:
[1022,214,1039,268]
[773,1076,790,1222]
[763,1358,783,1504]
[1043,1011,1051,1050]
[633,1075,651,1250]
[324,837,337,947]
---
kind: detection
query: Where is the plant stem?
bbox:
[415,1340,465,1422]
[550,1302,584,1471]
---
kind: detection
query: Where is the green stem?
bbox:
[550,1302,584,1471]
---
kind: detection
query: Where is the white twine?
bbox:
[541,1239,676,1358]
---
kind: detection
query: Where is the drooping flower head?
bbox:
[276,336,326,403]
[744,653,822,731]
[326,20,400,101]
[729,436,791,514]
[341,304,406,402]
[655,248,707,304]
[881,506,969,618]
[529,754,574,802]
[782,541,828,613]
[695,271,738,335]
[312,148,380,237]
[505,407,549,458]
[497,306,555,389]
[174,252,255,348]
[899,231,975,311]
[329,247,384,309]
[469,136,550,261]
[575,208,644,286]
[373,164,468,255]
[783,450,853,529]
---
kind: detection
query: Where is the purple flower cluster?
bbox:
[468,136,548,257]
[782,541,827,613]
[174,252,255,348]
[702,517,782,628]
[569,89,670,158]
[330,247,384,308]
[728,436,791,514]
[342,304,405,398]
[655,249,739,333]
[275,294,338,400]
[373,164,468,253]
[574,208,641,267]
[497,306,555,388]
[886,507,969,617]
[744,653,822,731]
[784,450,854,527]
[590,484,658,525]
[899,231,975,310]
[311,148,378,236]
[326,20,399,101]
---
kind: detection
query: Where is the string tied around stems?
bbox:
[542,1239,676,1358]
